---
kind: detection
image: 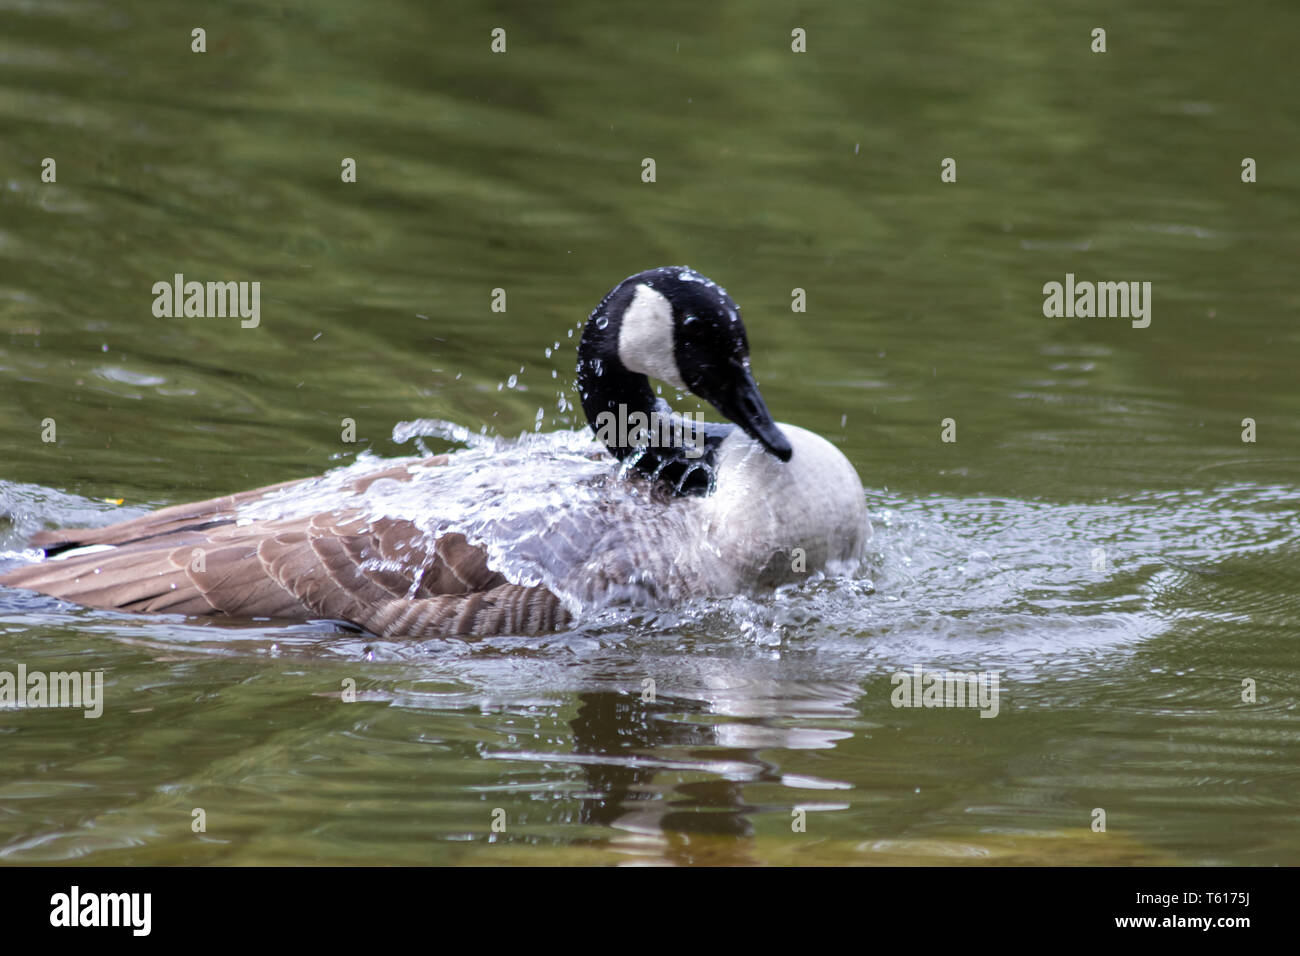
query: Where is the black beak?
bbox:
[708,363,793,462]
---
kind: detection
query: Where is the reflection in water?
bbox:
[573,692,756,848]
[564,679,860,863]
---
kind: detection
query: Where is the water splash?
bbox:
[3,428,1297,688]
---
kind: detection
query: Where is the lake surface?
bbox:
[1,0,1297,864]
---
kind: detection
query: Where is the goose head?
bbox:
[577,267,793,473]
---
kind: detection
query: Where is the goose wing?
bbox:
[0,457,569,638]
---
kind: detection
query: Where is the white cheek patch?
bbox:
[617,284,686,389]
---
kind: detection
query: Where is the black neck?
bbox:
[576,312,726,497]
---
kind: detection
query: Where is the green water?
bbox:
[1,0,1298,865]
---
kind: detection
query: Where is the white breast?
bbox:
[699,424,870,584]
[544,427,867,610]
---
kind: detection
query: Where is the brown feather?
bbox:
[0,455,571,638]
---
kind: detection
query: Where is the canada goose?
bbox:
[1,267,868,638]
